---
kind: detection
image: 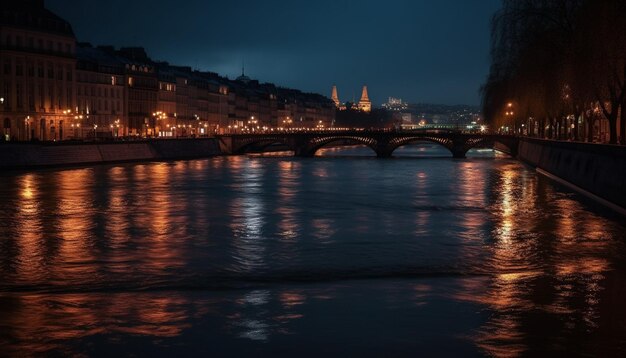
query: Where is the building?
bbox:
[116,47,158,137]
[357,85,371,113]
[331,85,340,107]
[75,44,126,138]
[330,85,371,113]
[382,97,408,111]
[1,0,335,141]
[1,0,77,141]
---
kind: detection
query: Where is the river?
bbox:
[0,144,624,357]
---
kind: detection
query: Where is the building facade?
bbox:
[1,0,335,141]
[1,0,76,141]
[75,44,126,138]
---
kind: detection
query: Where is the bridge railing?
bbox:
[218,128,511,136]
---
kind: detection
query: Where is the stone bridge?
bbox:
[216,130,519,158]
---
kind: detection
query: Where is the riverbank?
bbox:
[518,137,626,212]
[0,138,221,170]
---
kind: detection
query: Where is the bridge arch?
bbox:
[300,135,379,157]
[233,137,295,155]
[462,136,519,157]
[384,136,456,157]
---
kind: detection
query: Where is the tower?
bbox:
[331,85,340,107]
[236,59,251,83]
[358,85,372,112]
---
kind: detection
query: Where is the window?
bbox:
[48,85,54,109]
[47,63,53,79]
[3,61,10,75]
[28,84,35,110]
[128,77,133,86]
[3,82,10,110]
[16,62,23,76]
[39,85,44,109]
[16,83,23,108]
[37,63,43,78]
[38,39,43,49]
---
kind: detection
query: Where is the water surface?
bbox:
[0,144,625,356]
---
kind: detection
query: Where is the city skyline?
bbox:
[3,1,626,356]
[46,0,500,106]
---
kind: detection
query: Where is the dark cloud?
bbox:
[47,0,500,105]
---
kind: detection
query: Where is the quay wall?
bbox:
[0,138,222,170]
[518,138,626,209]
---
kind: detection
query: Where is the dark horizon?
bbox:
[46,0,500,106]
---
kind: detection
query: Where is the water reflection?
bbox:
[276,161,301,242]
[455,167,622,356]
[0,146,625,356]
[15,174,45,284]
[228,159,267,274]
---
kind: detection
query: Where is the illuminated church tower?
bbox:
[331,85,341,107]
[358,85,372,112]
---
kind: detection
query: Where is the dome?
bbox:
[236,74,251,84]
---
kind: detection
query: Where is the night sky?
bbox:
[47,0,501,106]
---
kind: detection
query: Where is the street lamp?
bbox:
[153,111,166,137]
[93,124,98,141]
[505,111,514,134]
[24,116,31,141]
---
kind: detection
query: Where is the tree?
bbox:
[481,0,626,144]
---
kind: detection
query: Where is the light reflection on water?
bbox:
[0,144,625,356]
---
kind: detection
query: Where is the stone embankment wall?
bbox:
[518,138,626,210]
[0,138,222,169]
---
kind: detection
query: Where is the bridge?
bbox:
[216,130,519,158]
